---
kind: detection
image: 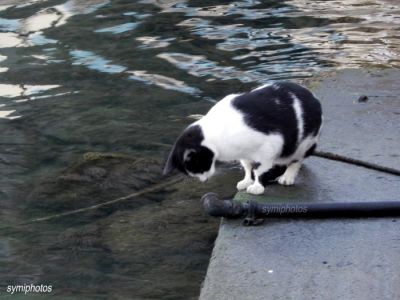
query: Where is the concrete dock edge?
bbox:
[200,69,400,300]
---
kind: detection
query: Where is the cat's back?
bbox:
[232,82,322,134]
[231,82,322,157]
[234,82,320,116]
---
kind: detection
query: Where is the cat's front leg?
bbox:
[246,161,273,195]
[236,159,254,190]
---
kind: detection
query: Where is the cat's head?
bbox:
[163,125,216,181]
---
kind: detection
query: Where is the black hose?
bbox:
[201,193,400,226]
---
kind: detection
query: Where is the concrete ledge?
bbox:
[200,69,400,300]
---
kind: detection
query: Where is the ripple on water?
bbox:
[70,49,127,74]
[128,70,202,95]
[159,0,400,77]
[0,84,62,118]
[157,52,266,83]
[0,84,60,98]
[0,54,7,72]
[136,36,176,49]
[95,22,140,34]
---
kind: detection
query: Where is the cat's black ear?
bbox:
[163,146,176,175]
[163,144,177,175]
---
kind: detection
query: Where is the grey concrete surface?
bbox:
[314,69,400,170]
[199,69,400,300]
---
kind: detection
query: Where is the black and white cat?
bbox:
[163,82,323,195]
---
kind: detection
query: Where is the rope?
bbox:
[1,150,398,232]
[313,151,400,176]
[151,141,400,176]
[0,176,183,232]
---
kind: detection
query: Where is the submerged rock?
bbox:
[27,152,166,216]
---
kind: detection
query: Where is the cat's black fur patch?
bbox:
[278,82,322,137]
[232,82,322,158]
[163,125,214,175]
[258,165,287,185]
[185,146,214,174]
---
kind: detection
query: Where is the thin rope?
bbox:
[1,150,398,232]
[152,142,400,176]
[0,176,183,232]
[313,151,400,176]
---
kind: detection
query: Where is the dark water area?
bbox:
[0,0,399,299]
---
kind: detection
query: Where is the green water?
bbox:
[0,0,399,298]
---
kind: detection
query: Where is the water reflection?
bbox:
[22,9,61,33]
[0,17,19,31]
[0,32,20,48]
[54,0,110,26]
[0,54,7,72]
[95,22,139,34]
[0,84,60,98]
[0,0,47,10]
[158,0,400,75]
[0,0,111,48]
[123,11,152,19]
[0,84,62,119]
[0,9,61,47]
[136,36,175,49]
[70,50,127,74]
[0,108,19,119]
[128,70,202,94]
[158,52,266,82]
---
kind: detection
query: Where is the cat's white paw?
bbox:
[278,174,295,186]
[246,183,265,195]
[236,179,254,190]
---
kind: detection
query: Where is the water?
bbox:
[0,0,399,298]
